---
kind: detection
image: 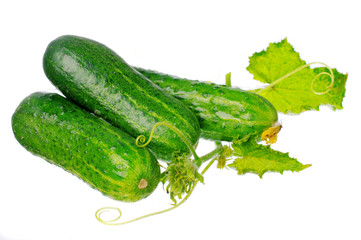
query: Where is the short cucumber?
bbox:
[43,35,200,161]
[135,68,278,142]
[12,92,160,202]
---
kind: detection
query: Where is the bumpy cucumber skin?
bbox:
[12,92,160,202]
[43,35,200,161]
[135,68,278,141]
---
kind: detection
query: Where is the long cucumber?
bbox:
[135,67,278,142]
[43,35,200,161]
[12,92,161,202]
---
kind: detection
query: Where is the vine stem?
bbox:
[225,72,232,87]
[195,141,223,167]
[95,145,221,226]
[255,62,334,95]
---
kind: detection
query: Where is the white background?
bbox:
[1,1,360,239]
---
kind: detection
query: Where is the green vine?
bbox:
[95,156,218,226]
[95,122,225,225]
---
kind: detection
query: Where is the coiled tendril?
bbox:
[309,62,334,95]
[135,122,201,166]
[256,62,334,95]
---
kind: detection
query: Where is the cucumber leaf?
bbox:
[247,39,347,114]
[228,135,311,178]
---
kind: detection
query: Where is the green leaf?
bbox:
[247,39,347,114]
[228,136,311,178]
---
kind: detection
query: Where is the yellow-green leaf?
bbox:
[247,39,347,114]
[229,137,311,178]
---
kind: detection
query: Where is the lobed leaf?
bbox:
[229,136,311,178]
[247,39,347,114]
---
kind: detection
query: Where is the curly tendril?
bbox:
[95,141,224,226]
[95,207,122,225]
[256,62,334,95]
[309,63,334,95]
[135,135,147,147]
[135,122,201,166]
[94,149,222,226]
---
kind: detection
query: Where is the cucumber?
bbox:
[43,35,200,161]
[12,92,160,202]
[135,68,278,142]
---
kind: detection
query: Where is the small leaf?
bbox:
[229,137,311,178]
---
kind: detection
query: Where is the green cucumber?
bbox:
[135,68,278,142]
[12,92,160,202]
[43,35,200,161]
